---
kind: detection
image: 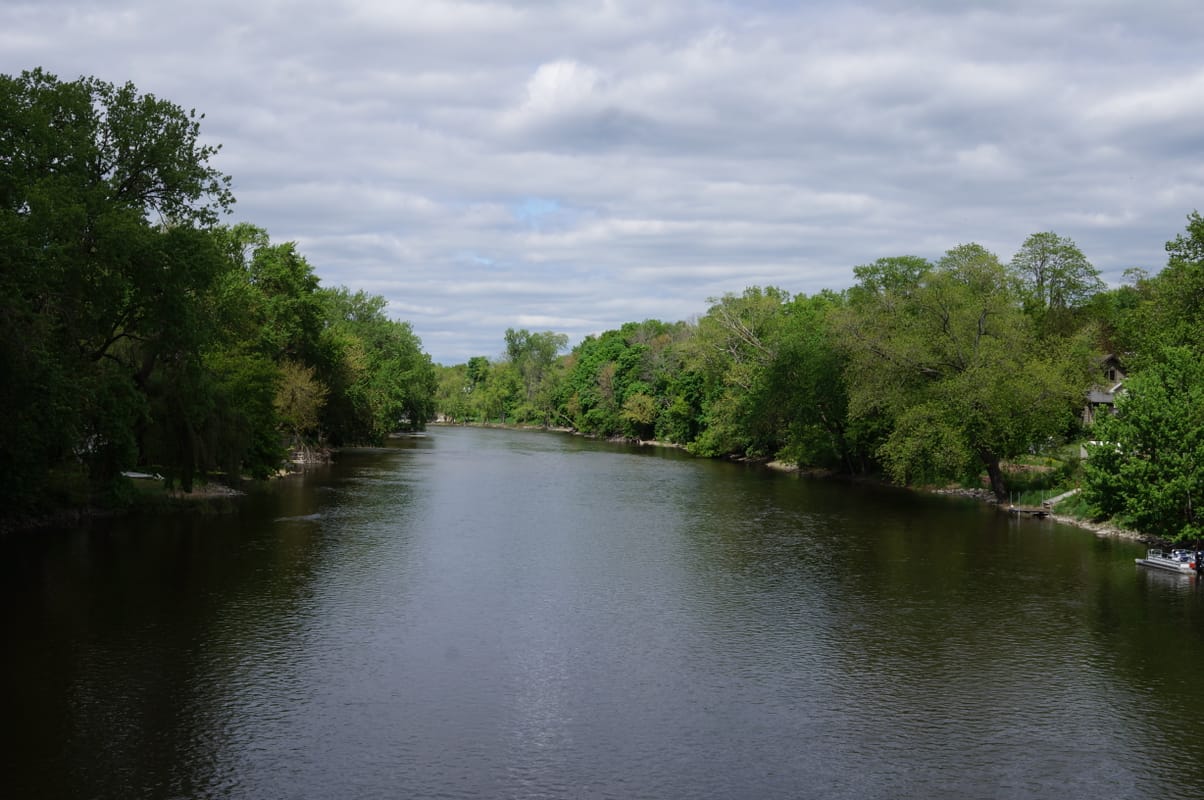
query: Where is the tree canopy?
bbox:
[0,70,436,515]
[1085,347,1204,542]
[838,244,1092,500]
[1011,231,1103,316]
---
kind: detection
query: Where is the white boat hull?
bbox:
[1136,549,1200,574]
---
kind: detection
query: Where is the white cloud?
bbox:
[1087,69,1204,130]
[524,61,604,114]
[3,0,1202,363]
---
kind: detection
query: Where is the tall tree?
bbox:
[1138,211,1204,359]
[687,287,790,457]
[319,287,436,443]
[767,291,860,471]
[503,328,568,424]
[839,245,1092,501]
[1010,232,1103,333]
[0,69,234,508]
[247,241,325,364]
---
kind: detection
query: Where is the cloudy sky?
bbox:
[4,1,1202,363]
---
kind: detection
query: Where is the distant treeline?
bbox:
[436,216,1204,542]
[1,69,435,515]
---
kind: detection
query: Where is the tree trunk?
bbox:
[980,450,1007,503]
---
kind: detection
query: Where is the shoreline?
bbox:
[443,421,1157,544]
[6,423,1156,546]
[626,433,1155,544]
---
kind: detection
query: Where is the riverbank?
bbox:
[924,483,1154,543]
[1,463,303,535]
[775,451,1153,544]
[444,421,1157,545]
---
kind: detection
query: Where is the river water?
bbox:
[2,425,1203,799]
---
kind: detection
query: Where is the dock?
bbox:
[1006,505,1050,518]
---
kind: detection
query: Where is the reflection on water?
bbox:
[2,426,1203,799]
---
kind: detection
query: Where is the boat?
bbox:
[1135,548,1202,574]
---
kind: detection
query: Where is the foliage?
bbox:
[1081,275,1148,360]
[275,360,328,443]
[202,349,283,481]
[247,241,326,363]
[1010,232,1103,333]
[1084,347,1204,542]
[319,287,436,444]
[687,288,789,457]
[0,69,234,509]
[767,291,859,470]
[838,244,1093,500]
[434,363,471,422]
[557,320,690,440]
[0,70,436,516]
[1133,211,1204,360]
[500,329,569,426]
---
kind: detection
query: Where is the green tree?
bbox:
[559,322,681,439]
[1080,270,1149,360]
[247,241,325,363]
[1010,232,1103,333]
[1135,211,1204,359]
[200,349,282,482]
[621,392,658,440]
[1011,232,1103,312]
[466,356,491,390]
[319,287,436,443]
[839,244,1092,500]
[848,255,931,299]
[433,363,471,422]
[275,360,329,444]
[1084,347,1204,542]
[687,287,790,457]
[768,291,861,471]
[477,360,522,424]
[0,69,233,509]
[502,328,569,424]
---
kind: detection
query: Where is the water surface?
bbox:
[2,426,1202,799]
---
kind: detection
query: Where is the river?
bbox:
[2,425,1202,799]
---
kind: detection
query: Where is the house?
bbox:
[1083,354,1125,427]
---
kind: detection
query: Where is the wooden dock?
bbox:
[1006,505,1050,519]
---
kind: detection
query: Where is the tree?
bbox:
[433,356,491,422]
[556,321,686,439]
[839,244,1093,501]
[1080,271,1149,360]
[275,360,328,444]
[620,392,658,440]
[433,363,471,422]
[318,287,436,443]
[1011,232,1103,333]
[477,360,522,424]
[247,241,325,363]
[1137,211,1204,358]
[848,255,931,298]
[502,328,569,424]
[766,291,860,471]
[687,287,790,457]
[0,69,234,508]
[1084,347,1204,542]
[561,331,627,435]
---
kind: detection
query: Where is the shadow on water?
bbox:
[0,445,423,798]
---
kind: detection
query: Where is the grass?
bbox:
[997,439,1090,508]
[1051,490,1096,519]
